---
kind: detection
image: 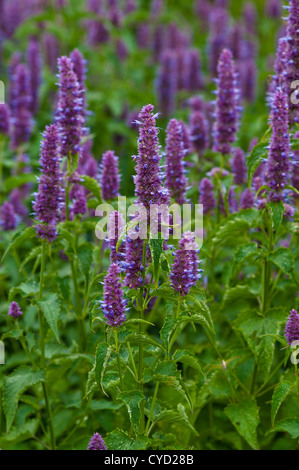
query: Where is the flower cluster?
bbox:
[285,309,299,345]
[165,119,188,205]
[8,302,23,319]
[87,433,107,450]
[100,150,120,201]
[33,124,62,242]
[100,263,127,327]
[170,232,201,296]
[10,64,33,149]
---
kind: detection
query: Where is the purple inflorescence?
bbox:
[265,0,282,18]
[70,48,87,118]
[190,109,208,156]
[123,236,144,290]
[228,186,238,213]
[26,38,41,114]
[0,104,10,135]
[213,49,240,156]
[8,301,23,319]
[43,33,60,73]
[33,124,62,242]
[108,210,126,264]
[100,150,120,201]
[165,119,188,205]
[199,178,216,215]
[87,433,107,450]
[208,6,229,76]
[285,0,299,123]
[240,188,254,209]
[170,232,201,297]
[56,56,84,157]
[284,309,299,345]
[292,131,299,196]
[266,88,291,201]
[231,148,247,185]
[10,63,33,149]
[100,263,127,327]
[134,104,169,212]
[10,189,27,217]
[0,201,17,230]
[70,184,87,216]
[243,2,257,36]
[156,50,178,117]
[269,37,288,102]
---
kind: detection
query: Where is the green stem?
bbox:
[38,241,56,450]
[114,328,124,390]
[127,342,138,379]
[145,381,159,436]
[70,258,87,351]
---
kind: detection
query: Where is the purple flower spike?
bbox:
[156,50,178,117]
[101,263,127,327]
[123,236,144,290]
[70,184,87,216]
[292,131,299,196]
[70,49,87,118]
[43,33,59,73]
[228,186,238,213]
[213,49,240,156]
[240,188,254,209]
[180,120,192,157]
[190,110,208,156]
[286,0,299,124]
[134,104,169,212]
[266,89,290,201]
[243,2,257,36]
[10,189,27,217]
[33,124,62,242]
[100,150,120,201]
[0,201,17,230]
[208,7,229,76]
[165,119,188,205]
[265,0,282,19]
[108,210,126,264]
[285,309,299,345]
[8,301,23,319]
[231,148,247,185]
[199,178,216,215]
[0,104,10,135]
[170,232,201,297]
[26,38,41,114]
[10,64,33,149]
[57,56,84,157]
[87,433,107,450]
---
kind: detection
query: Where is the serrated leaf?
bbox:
[212,209,259,246]
[118,390,145,435]
[38,293,60,343]
[0,419,39,448]
[153,404,198,435]
[77,243,93,281]
[105,429,148,450]
[269,200,284,231]
[274,418,299,438]
[3,367,45,432]
[271,381,292,427]
[268,247,294,277]
[95,343,112,395]
[234,308,286,380]
[1,227,36,262]
[149,238,164,288]
[225,397,260,450]
[233,243,259,270]
[173,350,205,377]
[78,175,103,203]
[247,142,268,188]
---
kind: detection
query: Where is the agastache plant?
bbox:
[165,119,188,205]
[213,49,240,156]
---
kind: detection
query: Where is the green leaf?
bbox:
[212,209,259,246]
[233,243,259,271]
[149,238,164,287]
[105,429,148,450]
[173,350,205,377]
[3,367,45,432]
[234,308,286,380]
[77,243,94,281]
[274,418,299,438]
[118,390,145,435]
[225,397,260,450]
[9,280,40,301]
[94,343,112,395]
[271,381,292,427]
[4,174,36,192]
[78,175,103,203]
[160,314,177,353]
[1,227,36,262]
[268,247,294,277]
[269,201,284,231]
[0,420,39,448]
[38,293,61,343]
[153,404,198,435]
[247,142,268,188]
[19,246,42,271]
